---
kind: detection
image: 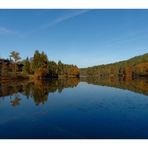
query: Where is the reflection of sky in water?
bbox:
[0,81,148,138]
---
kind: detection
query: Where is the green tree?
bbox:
[23,57,31,74]
[32,50,40,72]
[47,61,58,77]
[32,50,48,73]
[40,51,48,68]
[58,60,63,75]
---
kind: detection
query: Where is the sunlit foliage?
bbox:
[81,53,148,78]
[0,50,80,80]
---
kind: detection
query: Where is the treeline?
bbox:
[80,53,148,80]
[0,50,80,80]
[23,50,80,79]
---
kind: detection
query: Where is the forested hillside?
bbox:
[80,53,148,79]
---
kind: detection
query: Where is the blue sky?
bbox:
[0,9,148,68]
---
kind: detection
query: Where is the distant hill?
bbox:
[80,53,148,78]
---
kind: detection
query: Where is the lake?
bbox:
[0,77,148,139]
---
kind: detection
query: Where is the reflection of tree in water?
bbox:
[0,78,80,106]
[57,78,79,93]
[23,82,33,99]
[0,82,24,98]
[10,95,21,107]
[0,81,25,107]
[32,86,48,105]
[81,76,148,96]
[24,80,58,105]
[23,78,80,105]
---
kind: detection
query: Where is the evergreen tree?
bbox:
[32,50,40,72]
[32,50,48,73]
[23,57,31,74]
[47,61,58,77]
[58,60,63,75]
[40,51,48,68]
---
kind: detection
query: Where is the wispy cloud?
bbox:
[0,26,19,36]
[0,26,12,34]
[42,9,91,29]
[13,10,91,37]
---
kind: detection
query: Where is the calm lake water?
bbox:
[0,77,148,139]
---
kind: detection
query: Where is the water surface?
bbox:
[0,78,148,139]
